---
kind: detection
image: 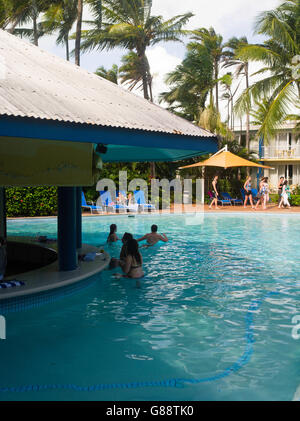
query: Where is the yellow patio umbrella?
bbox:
[179,146,273,170]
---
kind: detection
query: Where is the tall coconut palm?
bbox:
[119,51,153,100]
[220,72,241,131]
[159,42,213,122]
[190,27,230,113]
[223,36,251,152]
[41,0,77,60]
[10,0,54,46]
[79,0,192,101]
[80,0,192,178]
[235,0,300,143]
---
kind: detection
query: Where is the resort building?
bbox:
[236,122,300,191]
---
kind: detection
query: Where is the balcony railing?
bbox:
[261,146,300,159]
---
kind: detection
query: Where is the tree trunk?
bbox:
[214,59,219,113]
[140,53,150,100]
[65,34,69,61]
[75,0,83,66]
[148,76,153,102]
[33,15,38,46]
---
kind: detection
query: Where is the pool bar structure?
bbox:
[0,29,217,307]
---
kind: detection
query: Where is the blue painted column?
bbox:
[257,136,264,189]
[0,188,6,239]
[76,187,82,250]
[58,187,77,271]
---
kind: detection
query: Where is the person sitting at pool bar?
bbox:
[137,224,168,246]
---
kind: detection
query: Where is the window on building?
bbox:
[240,134,246,147]
[288,133,292,150]
[285,165,293,184]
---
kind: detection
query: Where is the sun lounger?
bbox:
[81,192,103,214]
[99,191,129,212]
[221,192,243,206]
[208,190,232,206]
[133,190,156,211]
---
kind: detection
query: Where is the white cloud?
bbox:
[152,0,280,41]
[147,46,182,102]
[37,0,285,123]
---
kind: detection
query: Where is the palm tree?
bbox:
[220,72,241,130]
[80,0,192,178]
[95,63,119,83]
[119,51,152,99]
[0,0,13,28]
[159,42,213,122]
[79,0,192,101]
[10,0,53,46]
[235,0,300,143]
[223,36,251,152]
[190,27,230,113]
[41,0,77,60]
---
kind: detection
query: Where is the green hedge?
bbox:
[290,195,300,206]
[6,187,58,217]
[270,193,300,206]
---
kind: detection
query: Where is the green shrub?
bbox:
[290,195,300,206]
[6,187,58,217]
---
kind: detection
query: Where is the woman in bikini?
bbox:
[120,239,144,280]
[243,176,254,208]
[209,175,220,210]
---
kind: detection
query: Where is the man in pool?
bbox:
[137,225,168,247]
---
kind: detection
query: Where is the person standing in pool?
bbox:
[107,224,119,243]
[137,224,168,246]
[243,176,254,208]
[119,239,144,285]
[209,175,220,210]
[109,232,133,269]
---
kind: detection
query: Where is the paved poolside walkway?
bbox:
[81,203,300,216]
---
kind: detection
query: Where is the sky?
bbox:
[37,0,281,122]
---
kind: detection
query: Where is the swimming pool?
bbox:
[1,213,300,401]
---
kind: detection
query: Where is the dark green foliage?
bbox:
[6,186,57,217]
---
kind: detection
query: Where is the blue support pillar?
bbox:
[0,188,6,239]
[257,136,264,189]
[58,187,77,271]
[76,187,82,250]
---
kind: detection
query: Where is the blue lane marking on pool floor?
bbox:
[0,291,278,393]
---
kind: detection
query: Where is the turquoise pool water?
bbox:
[1,213,300,401]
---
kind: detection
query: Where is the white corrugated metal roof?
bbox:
[0,29,215,138]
